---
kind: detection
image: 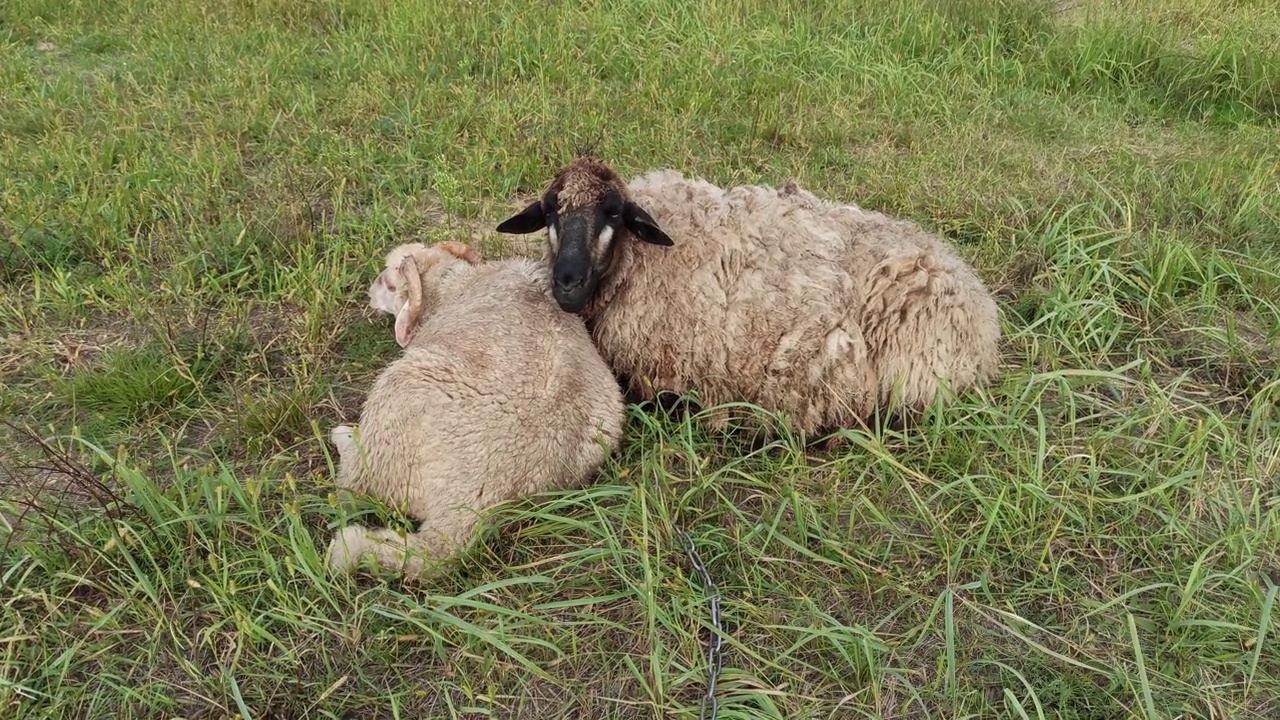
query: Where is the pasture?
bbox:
[2,0,1278,717]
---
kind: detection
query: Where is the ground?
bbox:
[2,0,1279,717]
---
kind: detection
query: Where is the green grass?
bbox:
[2,0,1279,716]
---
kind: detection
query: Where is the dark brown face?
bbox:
[495,163,674,314]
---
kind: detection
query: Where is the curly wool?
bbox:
[574,167,1002,435]
[326,245,626,578]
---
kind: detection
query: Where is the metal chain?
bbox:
[676,526,724,720]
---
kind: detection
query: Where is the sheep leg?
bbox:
[326,504,483,579]
[326,524,373,574]
[330,424,356,461]
[329,423,360,494]
[326,520,465,578]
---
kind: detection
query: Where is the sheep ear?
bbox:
[623,202,674,246]
[393,256,423,348]
[437,241,481,265]
[495,200,547,234]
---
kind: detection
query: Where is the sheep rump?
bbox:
[326,242,626,578]
[499,160,1002,437]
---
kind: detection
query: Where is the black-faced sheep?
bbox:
[494,158,1002,437]
[325,240,626,578]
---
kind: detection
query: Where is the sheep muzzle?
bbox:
[550,212,608,313]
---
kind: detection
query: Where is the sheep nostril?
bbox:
[556,271,584,290]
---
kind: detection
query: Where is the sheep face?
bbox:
[368,241,481,347]
[368,242,426,317]
[495,159,674,314]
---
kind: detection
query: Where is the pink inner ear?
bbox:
[394,306,412,347]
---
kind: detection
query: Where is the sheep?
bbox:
[324,240,627,579]
[494,158,1001,439]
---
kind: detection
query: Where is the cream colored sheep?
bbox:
[494,158,1001,438]
[325,240,626,578]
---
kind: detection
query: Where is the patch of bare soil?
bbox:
[0,421,139,551]
[1,311,141,379]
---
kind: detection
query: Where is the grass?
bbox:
[2,0,1279,716]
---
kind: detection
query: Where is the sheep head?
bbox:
[494,158,673,314]
[368,241,482,347]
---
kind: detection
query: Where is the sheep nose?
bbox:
[555,269,586,291]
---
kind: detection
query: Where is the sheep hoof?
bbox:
[325,524,368,575]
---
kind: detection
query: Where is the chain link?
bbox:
[676,526,724,720]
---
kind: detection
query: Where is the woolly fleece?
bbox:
[326,243,626,578]
[524,162,1002,436]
